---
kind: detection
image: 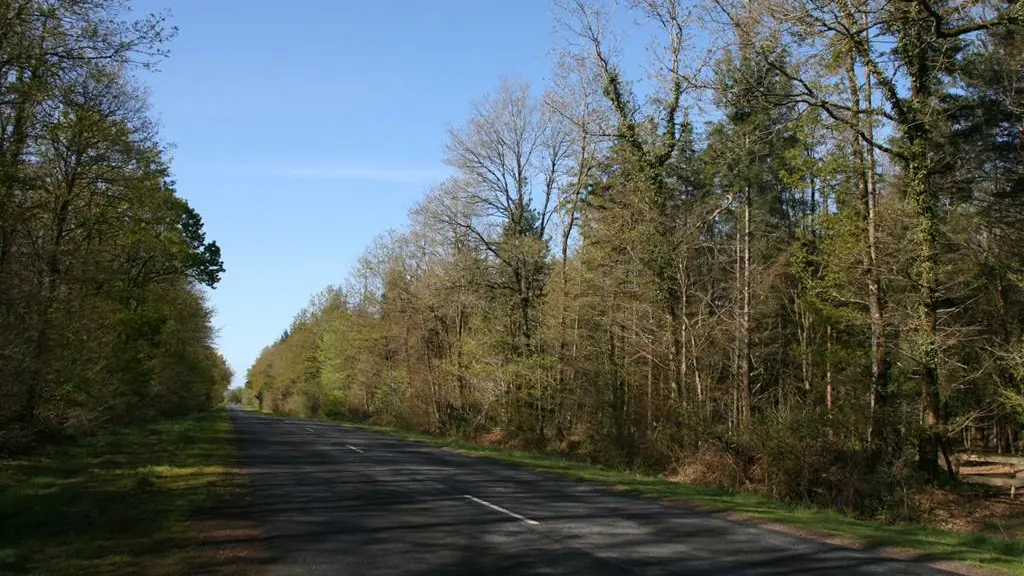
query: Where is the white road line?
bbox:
[462,494,539,526]
[346,444,364,454]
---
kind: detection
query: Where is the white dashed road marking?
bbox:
[462,494,539,525]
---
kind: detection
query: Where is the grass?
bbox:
[0,410,251,575]
[334,418,1024,576]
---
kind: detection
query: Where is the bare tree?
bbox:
[443,80,570,352]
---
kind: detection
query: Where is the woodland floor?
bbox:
[917,488,1023,542]
[0,410,265,575]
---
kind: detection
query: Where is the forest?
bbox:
[0,0,230,452]
[246,0,1024,517]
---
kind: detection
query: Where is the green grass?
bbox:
[337,419,1024,576]
[0,410,246,575]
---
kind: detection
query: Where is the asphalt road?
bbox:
[227,408,952,576]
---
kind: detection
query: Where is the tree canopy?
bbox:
[0,0,229,452]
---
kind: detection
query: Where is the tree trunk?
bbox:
[679,255,689,408]
[846,43,888,445]
[798,301,811,392]
[733,202,741,432]
[647,351,654,427]
[740,189,752,426]
[862,28,888,444]
[669,299,683,404]
[826,324,833,414]
[910,159,942,480]
[556,215,573,438]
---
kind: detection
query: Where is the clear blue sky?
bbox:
[131,0,575,386]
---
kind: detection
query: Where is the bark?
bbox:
[826,324,833,414]
[904,12,944,478]
[733,201,741,431]
[669,298,684,403]
[679,254,689,406]
[740,189,752,426]
[845,43,888,445]
[798,301,811,392]
[862,13,888,444]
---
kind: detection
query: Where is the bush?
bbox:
[664,412,918,520]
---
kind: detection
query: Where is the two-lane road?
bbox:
[228,409,952,575]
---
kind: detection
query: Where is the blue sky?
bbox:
[130,0,580,385]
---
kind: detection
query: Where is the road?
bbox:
[227,408,952,575]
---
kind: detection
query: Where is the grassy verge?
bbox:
[336,418,1024,576]
[0,410,255,575]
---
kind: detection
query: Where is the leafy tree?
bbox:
[0,1,225,451]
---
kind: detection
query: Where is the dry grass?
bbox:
[917,488,1024,540]
[475,427,514,447]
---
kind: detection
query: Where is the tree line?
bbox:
[0,0,229,452]
[246,0,1024,516]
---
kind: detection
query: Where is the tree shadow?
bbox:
[205,411,979,575]
[0,411,270,575]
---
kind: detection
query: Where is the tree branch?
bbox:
[912,0,1023,39]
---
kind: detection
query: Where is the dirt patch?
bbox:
[171,518,271,576]
[960,464,1018,475]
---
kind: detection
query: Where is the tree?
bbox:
[0,1,224,451]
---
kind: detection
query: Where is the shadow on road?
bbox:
[196,410,963,576]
